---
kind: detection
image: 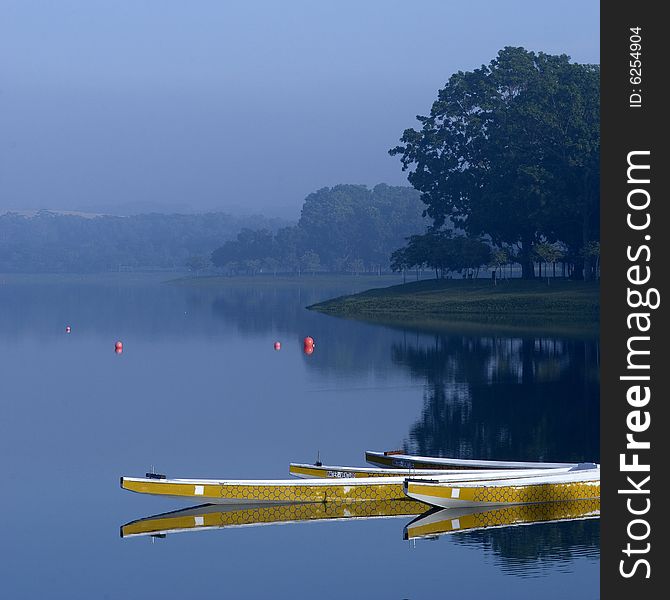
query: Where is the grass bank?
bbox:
[308,278,599,336]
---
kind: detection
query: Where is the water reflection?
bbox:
[0,274,360,340]
[2,274,599,475]
[452,515,600,578]
[122,499,599,578]
[404,499,600,539]
[122,499,426,538]
[392,334,599,463]
[1,275,599,594]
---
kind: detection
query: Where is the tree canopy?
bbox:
[391,230,491,279]
[211,184,428,274]
[390,47,599,279]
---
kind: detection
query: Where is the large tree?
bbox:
[390,47,599,279]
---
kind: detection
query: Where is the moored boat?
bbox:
[121,467,577,505]
[366,450,577,471]
[121,474,410,504]
[403,498,601,540]
[289,462,496,479]
[403,465,600,509]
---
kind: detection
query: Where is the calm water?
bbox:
[0,274,599,599]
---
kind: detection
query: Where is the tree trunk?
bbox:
[521,260,534,279]
[519,237,535,279]
[570,252,584,280]
[583,208,594,281]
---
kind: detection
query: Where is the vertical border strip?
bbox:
[601,2,668,595]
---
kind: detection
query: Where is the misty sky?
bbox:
[1,1,599,218]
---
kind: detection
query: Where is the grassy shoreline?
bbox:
[307,278,599,335]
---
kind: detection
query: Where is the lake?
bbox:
[0,273,599,599]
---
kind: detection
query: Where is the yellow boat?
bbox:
[121,468,577,505]
[403,499,601,540]
[288,462,489,479]
[121,475,409,503]
[366,450,577,471]
[121,499,426,538]
[403,466,600,509]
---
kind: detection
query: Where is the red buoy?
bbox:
[303,344,314,355]
[274,341,281,351]
[115,340,123,352]
[115,347,123,355]
[65,326,71,334]
[303,336,315,347]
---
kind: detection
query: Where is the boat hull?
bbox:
[404,471,600,509]
[289,463,500,479]
[366,451,576,471]
[121,476,408,503]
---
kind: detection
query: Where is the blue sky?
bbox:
[0,0,599,217]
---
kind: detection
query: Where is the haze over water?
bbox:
[0,274,599,599]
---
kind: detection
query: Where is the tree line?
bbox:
[0,211,286,272]
[210,184,427,275]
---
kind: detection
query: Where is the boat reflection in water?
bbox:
[122,498,599,543]
[403,498,600,540]
[121,499,426,538]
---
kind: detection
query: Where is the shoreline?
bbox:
[307,279,599,336]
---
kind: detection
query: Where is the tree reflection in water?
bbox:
[452,518,600,576]
[392,333,599,463]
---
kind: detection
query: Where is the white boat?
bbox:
[289,462,494,479]
[366,450,577,471]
